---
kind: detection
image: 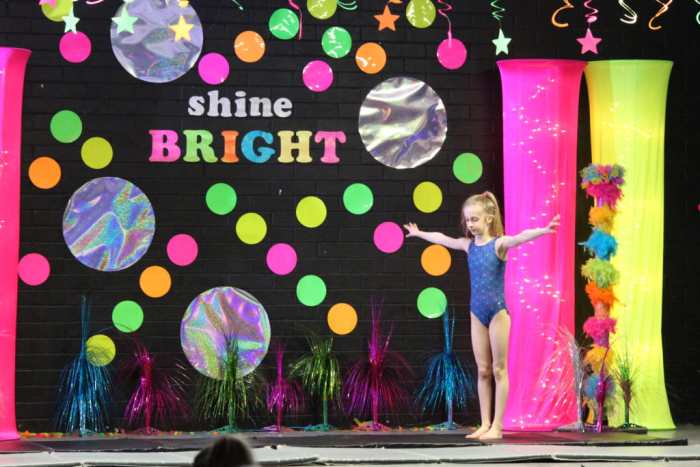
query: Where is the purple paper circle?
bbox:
[167,233,199,266]
[266,243,297,276]
[59,31,92,64]
[180,286,271,379]
[302,60,333,93]
[198,52,230,85]
[373,221,404,254]
[437,37,467,70]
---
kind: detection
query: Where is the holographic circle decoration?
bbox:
[110,0,204,83]
[359,77,447,169]
[62,177,156,272]
[180,286,271,379]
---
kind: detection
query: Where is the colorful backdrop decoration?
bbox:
[579,162,625,432]
[0,46,31,442]
[497,59,585,431]
[435,0,467,70]
[490,0,511,55]
[264,344,305,432]
[584,59,675,430]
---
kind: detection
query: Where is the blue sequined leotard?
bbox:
[467,238,507,327]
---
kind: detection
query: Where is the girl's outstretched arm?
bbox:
[403,222,470,251]
[496,215,560,254]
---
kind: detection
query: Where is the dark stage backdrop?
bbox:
[1,0,698,431]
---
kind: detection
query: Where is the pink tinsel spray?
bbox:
[265,344,304,432]
[121,340,189,433]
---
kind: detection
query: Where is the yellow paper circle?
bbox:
[41,0,73,22]
[296,196,327,228]
[139,265,172,298]
[236,212,267,244]
[327,303,358,335]
[86,334,116,366]
[81,137,113,169]
[421,244,452,276]
[413,181,443,213]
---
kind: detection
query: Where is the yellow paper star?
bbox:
[374,5,399,31]
[169,15,194,42]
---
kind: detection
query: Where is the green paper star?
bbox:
[112,6,138,34]
[492,28,512,56]
[62,8,79,33]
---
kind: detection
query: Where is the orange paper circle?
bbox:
[327,303,358,335]
[139,265,171,298]
[28,156,61,189]
[355,42,387,75]
[421,244,452,276]
[234,30,266,63]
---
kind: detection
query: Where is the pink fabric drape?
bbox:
[497,59,584,431]
[0,47,31,441]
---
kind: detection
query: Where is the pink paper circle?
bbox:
[198,53,230,85]
[266,243,298,276]
[18,253,51,286]
[437,37,467,70]
[167,234,199,266]
[59,31,92,64]
[373,222,404,254]
[302,60,333,93]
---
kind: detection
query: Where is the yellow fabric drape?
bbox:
[584,60,674,429]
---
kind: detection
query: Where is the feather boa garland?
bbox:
[54,295,112,435]
[121,339,189,432]
[588,206,616,233]
[415,311,474,419]
[583,317,617,346]
[585,282,617,308]
[581,258,620,289]
[584,345,614,373]
[580,229,618,260]
[342,300,412,428]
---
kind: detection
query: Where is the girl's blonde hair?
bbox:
[460,191,504,238]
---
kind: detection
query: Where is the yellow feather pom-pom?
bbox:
[589,206,615,233]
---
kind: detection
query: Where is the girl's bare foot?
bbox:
[465,425,490,439]
[478,426,503,440]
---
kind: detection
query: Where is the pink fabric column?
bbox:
[497,59,585,431]
[0,47,31,441]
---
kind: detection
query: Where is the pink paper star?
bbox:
[577,27,602,54]
[38,0,57,6]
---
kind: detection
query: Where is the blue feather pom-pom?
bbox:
[580,229,618,260]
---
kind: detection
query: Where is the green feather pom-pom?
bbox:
[581,258,620,289]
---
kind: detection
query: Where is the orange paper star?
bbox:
[374,5,399,31]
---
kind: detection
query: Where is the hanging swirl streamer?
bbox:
[85,0,104,4]
[551,0,574,28]
[289,0,303,39]
[696,0,700,25]
[618,0,637,24]
[648,0,673,30]
[231,0,244,10]
[338,0,358,10]
[490,0,505,22]
[436,0,453,40]
[583,0,598,24]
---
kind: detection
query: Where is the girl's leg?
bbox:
[479,309,511,440]
[465,313,493,439]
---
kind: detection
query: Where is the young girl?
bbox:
[404,191,559,440]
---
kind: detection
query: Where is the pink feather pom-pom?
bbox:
[583,317,617,346]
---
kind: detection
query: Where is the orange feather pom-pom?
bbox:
[589,206,615,233]
[585,282,617,308]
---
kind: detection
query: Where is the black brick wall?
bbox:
[1,0,698,431]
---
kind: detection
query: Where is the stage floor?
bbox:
[0,425,698,466]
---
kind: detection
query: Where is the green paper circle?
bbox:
[236,212,267,245]
[343,183,374,215]
[322,27,352,59]
[269,8,300,40]
[81,137,113,169]
[406,0,437,29]
[453,153,483,184]
[206,183,237,215]
[308,0,337,20]
[417,287,447,319]
[296,196,327,228]
[50,110,83,143]
[112,300,144,333]
[296,274,327,307]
